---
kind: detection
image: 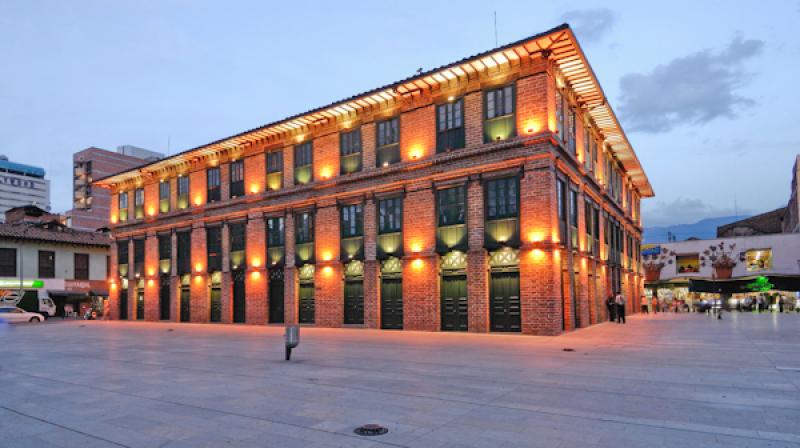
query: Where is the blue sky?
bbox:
[1,0,798,226]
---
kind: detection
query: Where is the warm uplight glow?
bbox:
[110,283,117,290]
[147,279,154,286]
[194,196,203,206]
[320,167,332,180]
[194,275,203,283]
[409,146,423,160]
[551,231,560,244]
[447,95,455,102]
[195,263,203,273]
[412,259,424,270]
[147,207,156,216]
[528,231,545,243]
[251,258,262,268]
[410,243,422,253]
[524,119,542,134]
[554,248,561,262]
[209,159,218,167]
[531,248,545,262]
[111,215,118,224]
[322,251,333,262]
[250,183,261,194]
[296,135,305,143]
[147,268,155,277]
[251,271,261,280]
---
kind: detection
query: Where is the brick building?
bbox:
[69,146,163,231]
[96,24,653,335]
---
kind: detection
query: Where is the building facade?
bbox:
[70,146,163,231]
[97,25,652,335]
[0,156,50,222]
[0,206,110,316]
[784,155,800,233]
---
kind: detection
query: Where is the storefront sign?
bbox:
[65,280,106,293]
[642,245,661,257]
[0,279,44,288]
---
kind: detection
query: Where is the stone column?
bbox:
[190,223,208,323]
[221,223,232,323]
[315,202,342,327]
[402,181,438,331]
[170,231,179,322]
[144,232,160,321]
[246,215,267,324]
[283,212,297,324]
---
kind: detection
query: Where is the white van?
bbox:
[1,291,56,318]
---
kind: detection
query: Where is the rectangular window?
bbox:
[295,212,314,244]
[557,179,567,245]
[567,108,576,155]
[267,217,285,247]
[207,167,221,202]
[569,188,578,248]
[340,128,362,174]
[117,241,129,269]
[229,160,244,198]
[556,90,565,141]
[484,84,516,143]
[0,248,16,277]
[176,231,191,275]
[159,181,170,213]
[133,239,145,277]
[177,176,189,209]
[119,192,129,221]
[340,204,363,238]
[134,188,144,219]
[437,185,466,226]
[294,142,313,185]
[266,151,283,191]
[745,249,773,271]
[376,118,400,167]
[229,222,246,270]
[436,98,465,152]
[206,226,222,272]
[378,197,402,234]
[74,253,89,280]
[158,234,171,261]
[486,177,519,220]
[38,251,55,278]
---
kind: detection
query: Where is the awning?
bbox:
[689,276,800,294]
[89,289,109,297]
[46,290,90,301]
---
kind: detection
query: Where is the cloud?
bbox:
[642,197,750,228]
[560,8,616,43]
[618,35,764,133]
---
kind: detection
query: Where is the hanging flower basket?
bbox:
[714,266,733,280]
[644,267,661,282]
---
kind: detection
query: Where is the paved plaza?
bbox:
[2,313,800,448]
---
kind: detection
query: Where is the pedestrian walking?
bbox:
[615,292,626,324]
[606,295,616,322]
[640,295,649,314]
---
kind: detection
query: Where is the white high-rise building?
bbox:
[0,155,50,222]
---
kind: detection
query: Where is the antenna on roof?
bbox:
[494,11,498,47]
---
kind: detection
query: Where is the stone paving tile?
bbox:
[3,312,800,447]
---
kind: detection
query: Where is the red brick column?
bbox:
[467,176,489,333]
[220,162,230,201]
[170,232,179,321]
[517,72,549,135]
[108,239,119,320]
[315,203,342,327]
[362,122,376,172]
[190,224,208,322]
[244,152,265,195]
[403,182,438,331]
[283,145,294,188]
[127,239,136,320]
[519,158,562,335]
[246,217,267,324]
[144,182,158,219]
[465,92,483,148]
[283,212,298,324]
[400,105,435,162]
[189,168,206,207]
[363,197,379,328]
[144,233,159,321]
[315,133,338,181]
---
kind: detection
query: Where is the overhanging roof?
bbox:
[95,23,653,197]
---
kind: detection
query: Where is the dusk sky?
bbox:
[1,0,798,227]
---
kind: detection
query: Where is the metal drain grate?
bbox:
[354,424,388,436]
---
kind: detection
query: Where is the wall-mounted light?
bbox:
[194,196,203,206]
[412,259,424,270]
[320,167,332,180]
[322,266,333,276]
[147,207,156,217]
[322,251,333,262]
[195,263,203,273]
[251,258,262,268]
[250,183,261,194]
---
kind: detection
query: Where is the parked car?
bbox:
[695,300,712,313]
[1,292,56,318]
[0,306,44,323]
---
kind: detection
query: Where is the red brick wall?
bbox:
[144,182,158,219]
[467,178,488,333]
[362,122,376,172]
[144,234,159,320]
[314,204,342,327]
[246,217,267,324]
[465,92,483,148]
[190,224,208,322]
[244,152,265,195]
[190,169,206,207]
[517,72,549,136]
[315,133,338,181]
[363,198,379,328]
[402,184,438,331]
[400,105,435,161]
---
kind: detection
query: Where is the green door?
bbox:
[232,270,246,323]
[210,287,221,322]
[299,283,314,324]
[380,278,403,329]
[344,280,364,324]
[441,275,467,331]
[268,268,284,324]
[159,276,170,321]
[136,289,144,320]
[119,289,128,320]
[490,272,521,332]
[180,286,190,322]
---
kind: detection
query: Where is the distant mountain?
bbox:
[643,216,748,244]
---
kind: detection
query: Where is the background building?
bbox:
[69,146,163,231]
[0,205,110,317]
[784,155,800,233]
[97,25,652,335]
[0,155,50,222]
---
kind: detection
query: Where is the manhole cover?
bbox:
[354,424,388,436]
[562,348,575,352]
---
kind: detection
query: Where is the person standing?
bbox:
[615,292,626,324]
[606,295,616,322]
[640,295,649,314]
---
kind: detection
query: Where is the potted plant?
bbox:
[642,249,675,281]
[700,242,738,279]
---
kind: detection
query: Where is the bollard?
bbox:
[285,325,299,361]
